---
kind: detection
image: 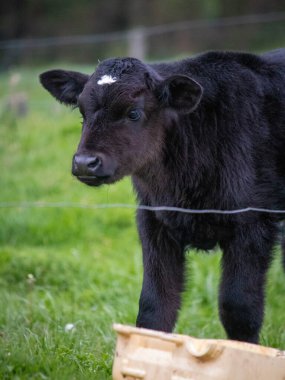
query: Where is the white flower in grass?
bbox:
[64,323,76,332]
[27,273,36,285]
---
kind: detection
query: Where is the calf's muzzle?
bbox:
[72,153,117,185]
[72,153,102,177]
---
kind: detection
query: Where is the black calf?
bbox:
[40,49,285,343]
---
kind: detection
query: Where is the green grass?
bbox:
[0,66,285,379]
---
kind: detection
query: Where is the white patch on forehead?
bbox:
[97,75,117,86]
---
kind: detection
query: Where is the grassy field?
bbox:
[0,66,284,379]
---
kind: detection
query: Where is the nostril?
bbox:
[87,156,101,169]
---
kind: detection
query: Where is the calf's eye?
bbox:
[128,109,141,121]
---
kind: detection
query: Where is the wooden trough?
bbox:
[113,324,285,380]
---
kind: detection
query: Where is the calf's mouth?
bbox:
[75,175,111,187]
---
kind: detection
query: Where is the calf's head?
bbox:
[40,58,203,186]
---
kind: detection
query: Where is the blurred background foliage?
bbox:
[0,0,285,67]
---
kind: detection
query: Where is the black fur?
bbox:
[39,49,285,343]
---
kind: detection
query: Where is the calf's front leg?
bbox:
[136,210,185,332]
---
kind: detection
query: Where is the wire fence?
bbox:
[1,12,285,50]
[1,12,285,66]
[1,202,285,215]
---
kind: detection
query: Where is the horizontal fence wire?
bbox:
[0,12,285,50]
[1,202,285,215]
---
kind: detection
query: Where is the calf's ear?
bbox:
[39,70,89,106]
[159,75,203,114]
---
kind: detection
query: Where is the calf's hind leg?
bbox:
[219,222,276,343]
